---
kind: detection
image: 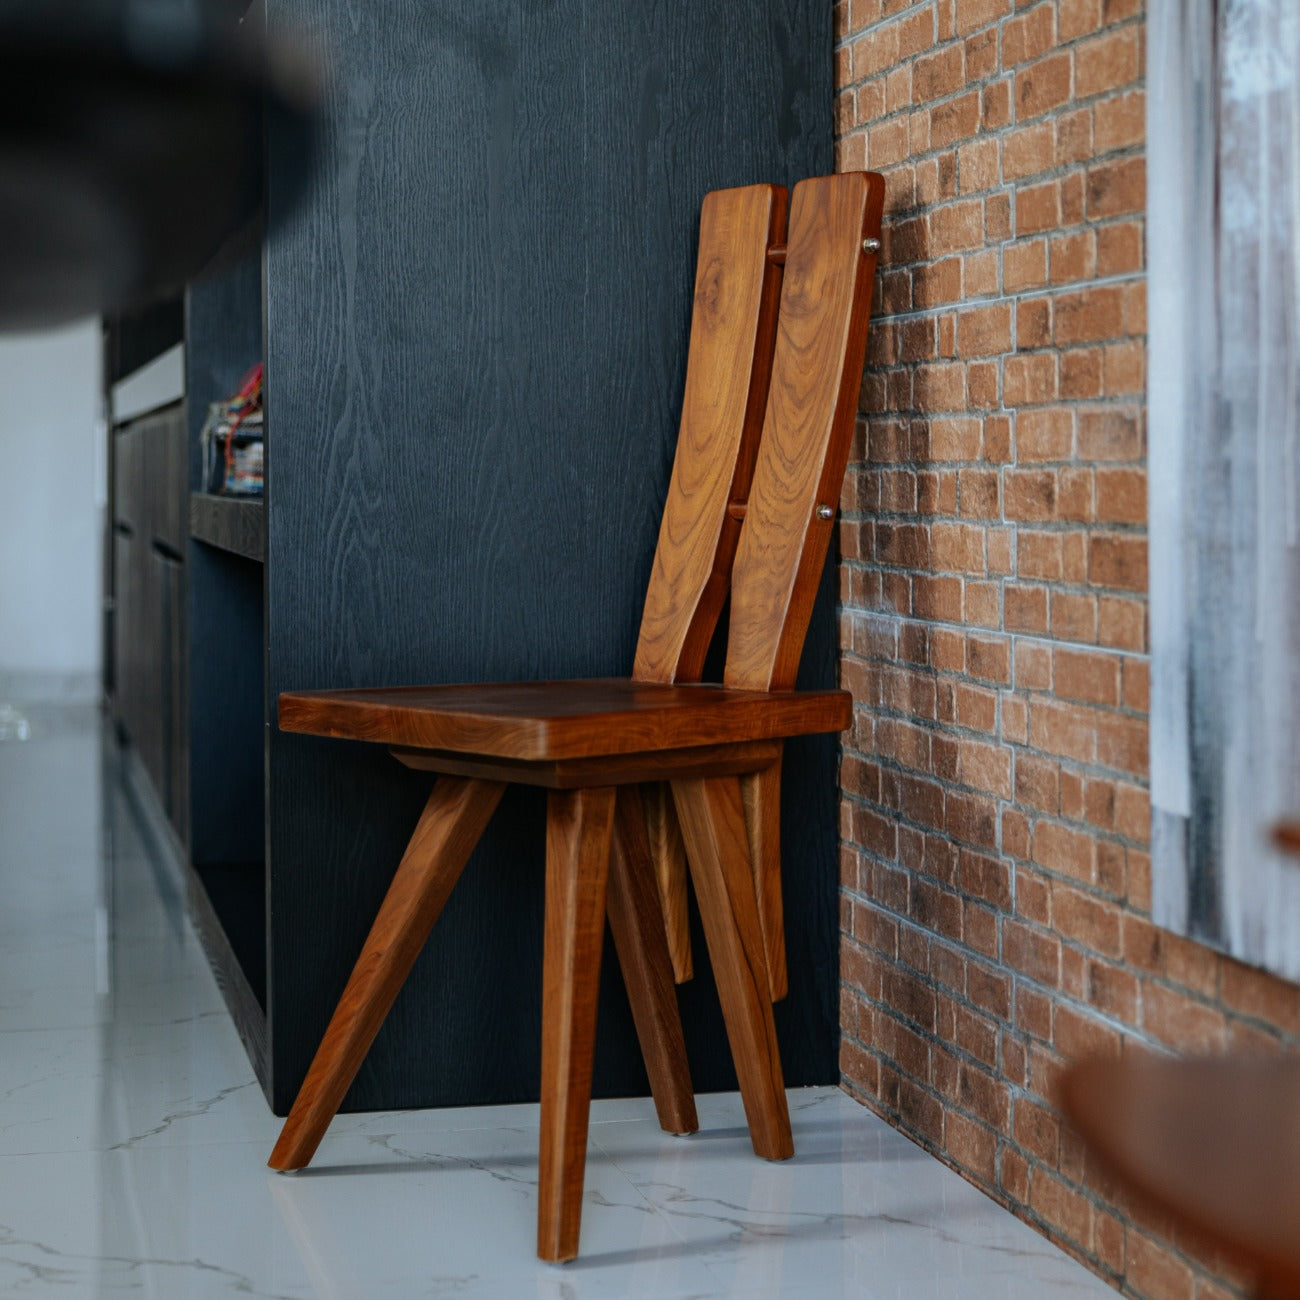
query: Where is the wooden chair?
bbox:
[267,171,886,1262]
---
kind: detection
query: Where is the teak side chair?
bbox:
[268,170,886,1262]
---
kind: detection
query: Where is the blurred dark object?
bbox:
[0,0,317,330]
[1062,1056,1300,1297]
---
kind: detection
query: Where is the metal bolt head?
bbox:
[863,237,881,254]
[816,504,835,521]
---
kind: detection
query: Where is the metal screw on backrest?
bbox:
[863,238,881,254]
[816,504,835,520]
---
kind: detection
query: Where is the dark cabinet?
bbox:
[110,404,188,837]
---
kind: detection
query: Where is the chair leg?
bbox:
[607,785,698,1136]
[268,776,504,1173]
[538,786,616,1263]
[741,758,788,1002]
[642,782,693,982]
[671,775,793,1161]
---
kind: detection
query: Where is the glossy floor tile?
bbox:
[0,707,1115,1297]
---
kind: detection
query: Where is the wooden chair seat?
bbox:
[268,171,885,1263]
[280,678,851,766]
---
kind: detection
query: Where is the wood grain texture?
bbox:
[607,786,697,1135]
[632,183,786,686]
[278,679,851,760]
[1062,1058,1300,1296]
[741,758,787,1002]
[538,786,616,1262]
[268,777,503,1171]
[388,738,782,789]
[262,0,837,1113]
[670,776,793,1161]
[642,782,693,982]
[725,172,886,692]
[190,493,265,563]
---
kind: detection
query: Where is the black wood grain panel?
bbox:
[263,0,833,1112]
[191,494,266,562]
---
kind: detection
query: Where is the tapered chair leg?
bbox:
[671,775,793,1161]
[607,785,698,1137]
[642,782,693,983]
[537,786,616,1263]
[268,776,505,1172]
[741,757,787,1002]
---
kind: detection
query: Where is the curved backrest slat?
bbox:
[724,171,885,692]
[632,183,787,685]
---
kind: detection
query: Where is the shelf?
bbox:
[190,492,264,562]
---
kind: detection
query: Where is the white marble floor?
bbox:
[0,705,1115,1298]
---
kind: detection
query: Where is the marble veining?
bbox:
[0,709,1117,1297]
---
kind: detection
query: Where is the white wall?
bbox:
[0,320,103,698]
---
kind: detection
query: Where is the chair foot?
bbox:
[537,786,616,1263]
[268,776,504,1172]
[608,786,698,1137]
[671,775,793,1162]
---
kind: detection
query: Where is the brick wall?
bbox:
[832,0,1300,1294]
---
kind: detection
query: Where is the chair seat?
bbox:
[278,677,850,762]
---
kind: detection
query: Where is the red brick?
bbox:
[1013,1097,1060,1163]
[1015,52,1073,120]
[1097,594,1145,650]
[1033,820,1096,883]
[1004,352,1058,405]
[1017,406,1073,460]
[958,303,1013,356]
[1096,222,1143,277]
[1075,27,1140,99]
[955,0,1012,34]
[1087,156,1146,219]
[1054,1001,1122,1060]
[1002,3,1056,66]
[1052,881,1123,956]
[946,1109,998,1184]
[1055,285,1125,343]
[931,91,982,149]
[1095,89,1145,152]
[931,199,986,255]
[1078,406,1142,459]
[914,45,966,103]
[1089,533,1147,591]
[1017,180,1061,235]
[1053,647,1120,706]
[1003,121,1057,180]
[1127,1231,1196,1300]
[1142,983,1227,1053]
[1004,238,1048,291]
[1050,231,1096,284]
[982,77,1013,128]
[1005,469,1059,521]
[1004,919,1062,986]
[1006,583,1049,633]
[1030,1168,1093,1248]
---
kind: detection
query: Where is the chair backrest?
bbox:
[632,182,788,686]
[633,171,884,692]
[724,172,884,691]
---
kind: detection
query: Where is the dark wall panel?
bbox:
[264,0,835,1112]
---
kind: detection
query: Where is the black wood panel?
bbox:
[191,494,265,562]
[185,246,267,876]
[264,0,833,1112]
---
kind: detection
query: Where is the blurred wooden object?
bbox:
[1062,1056,1300,1298]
